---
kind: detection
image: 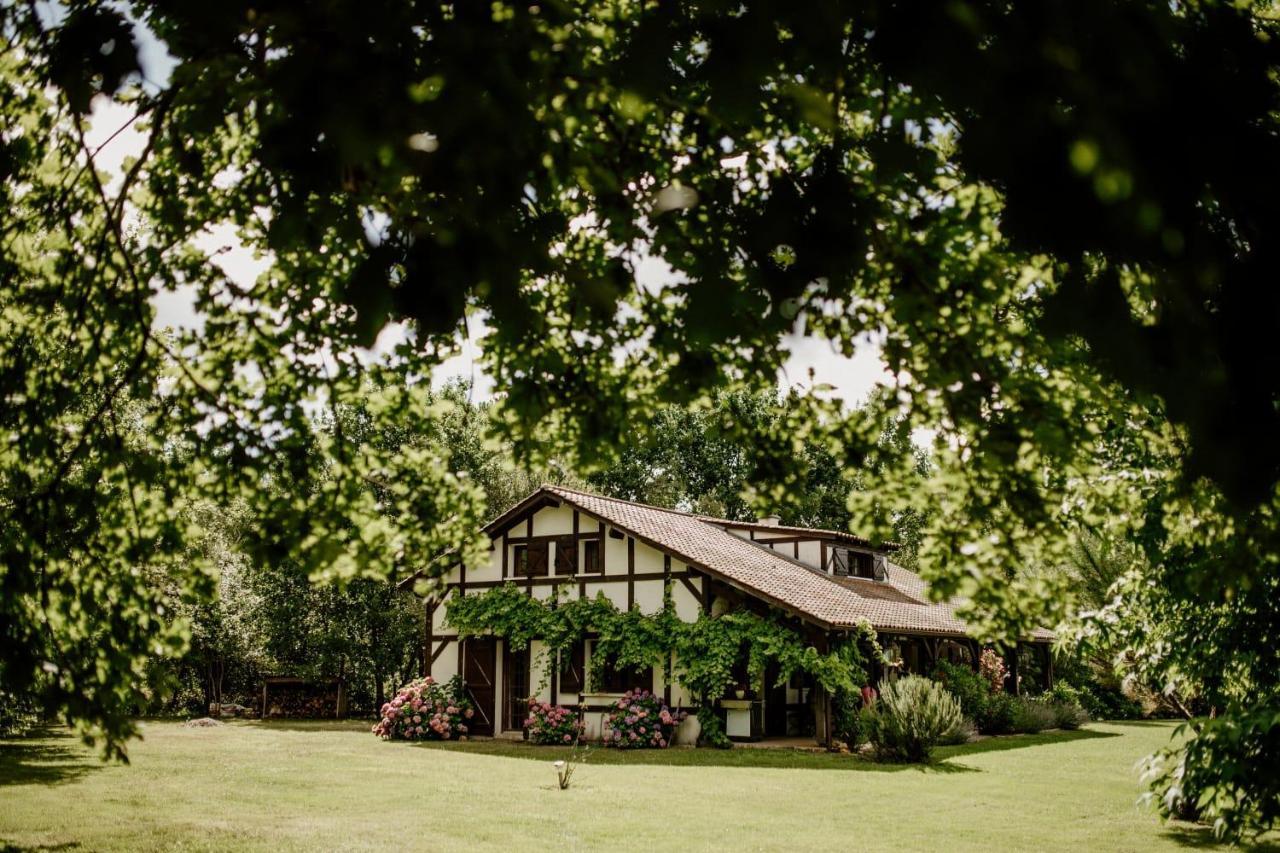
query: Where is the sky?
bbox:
[86,88,898,413]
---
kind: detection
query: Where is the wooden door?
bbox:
[462,638,497,736]
[503,644,530,733]
[764,662,788,737]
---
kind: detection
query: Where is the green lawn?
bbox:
[0,720,1274,852]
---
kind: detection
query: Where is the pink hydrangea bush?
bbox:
[602,689,686,749]
[524,699,584,745]
[371,676,474,741]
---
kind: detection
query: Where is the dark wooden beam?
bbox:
[447,571,691,591]
[423,602,436,677]
[430,640,450,665]
[627,536,635,610]
[679,576,704,607]
[503,531,602,545]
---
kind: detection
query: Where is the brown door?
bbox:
[764,662,788,737]
[503,644,530,733]
[462,638,497,736]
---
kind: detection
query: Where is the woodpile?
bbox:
[261,677,345,718]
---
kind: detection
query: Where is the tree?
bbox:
[5,1,1280,835]
[176,500,267,712]
[587,388,930,566]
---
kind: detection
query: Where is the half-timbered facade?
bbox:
[402,484,1053,744]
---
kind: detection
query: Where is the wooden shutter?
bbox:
[527,541,549,577]
[559,641,585,694]
[831,548,850,576]
[874,554,888,581]
[554,537,577,575]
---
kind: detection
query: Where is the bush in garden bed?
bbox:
[863,675,968,763]
[524,700,584,745]
[933,660,1089,735]
[1009,696,1058,734]
[602,689,686,749]
[372,676,474,741]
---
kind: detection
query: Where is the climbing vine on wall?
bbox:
[443,583,882,701]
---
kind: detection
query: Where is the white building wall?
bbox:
[419,501,737,736]
[797,539,823,570]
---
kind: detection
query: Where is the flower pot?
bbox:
[674,714,701,746]
[734,690,746,700]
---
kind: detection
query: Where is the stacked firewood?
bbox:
[264,688,339,718]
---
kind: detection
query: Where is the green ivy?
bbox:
[443,583,882,703]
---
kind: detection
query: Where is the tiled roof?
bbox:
[531,485,1043,638]
[693,516,892,550]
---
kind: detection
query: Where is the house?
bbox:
[401,484,1053,744]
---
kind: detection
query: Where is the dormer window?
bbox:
[832,547,879,580]
[853,551,875,579]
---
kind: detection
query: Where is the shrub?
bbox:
[371,676,473,741]
[933,661,1031,735]
[602,688,686,749]
[1044,682,1081,706]
[978,648,1008,693]
[940,716,977,745]
[863,676,967,763]
[980,691,1019,734]
[1046,699,1088,730]
[1010,697,1057,734]
[524,699,584,745]
[695,706,732,749]
[1077,683,1143,720]
[833,687,868,748]
[1042,683,1089,730]
[932,661,990,723]
[0,689,40,738]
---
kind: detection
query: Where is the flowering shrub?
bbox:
[602,688,686,749]
[371,676,474,741]
[978,647,1008,693]
[525,699,584,745]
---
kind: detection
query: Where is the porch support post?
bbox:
[824,687,833,749]
[813,631,834,749]
[1006,644,1021,696]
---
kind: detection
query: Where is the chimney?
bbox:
[758,515,781,527]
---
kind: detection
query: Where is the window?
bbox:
[513,542,548,577]
[833,548,876,579]
[559,640,585,694]
[592,644,651,694]
[853,551,875,579]
[582,539,601,574]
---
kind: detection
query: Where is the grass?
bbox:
[0,719,1275,852]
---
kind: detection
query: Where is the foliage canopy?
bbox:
[4,0,1280,838]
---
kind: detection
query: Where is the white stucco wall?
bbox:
[420,500,733,735]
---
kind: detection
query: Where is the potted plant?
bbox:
[734,683,747,700]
